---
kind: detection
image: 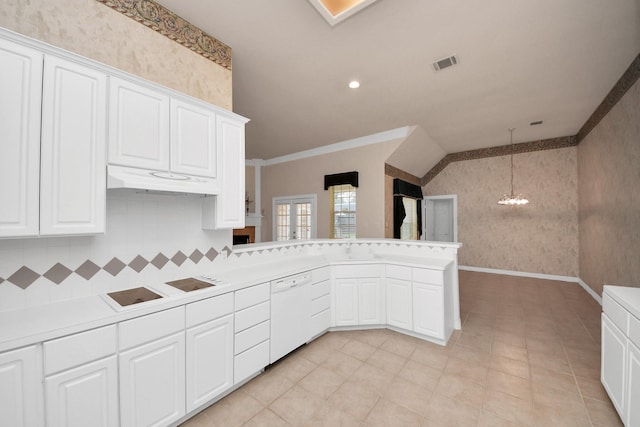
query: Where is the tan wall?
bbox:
[578,78,640,295]
[261,140,403,241]
[0,0,232,109]
[424,147,579,277]
[245,165,256,213]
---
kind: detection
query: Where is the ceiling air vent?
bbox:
[433,55,459,72]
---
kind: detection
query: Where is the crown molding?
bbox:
[261,126,411,166]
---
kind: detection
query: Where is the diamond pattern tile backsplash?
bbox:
[0,191,231,311]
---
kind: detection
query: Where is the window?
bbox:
[330,184,356,239]
[400,197,418,240]
[273,195,317,241]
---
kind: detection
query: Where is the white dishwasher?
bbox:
[270,271,312,363]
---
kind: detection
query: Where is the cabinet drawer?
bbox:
[629,313,640,349]
[119,307,185,351]
[44,325,116,375]
[186,293,234,328]
[311,294,331,315]
[333,264,380,278]
[235,320,270,355]
[386,264,412,281]
[311,279,331,300]
[234,339,269,384]
[235,301,270,332]
[310,309,330,338]
[235,283,269,310]
[604,293,629,334]
[412,268,444,286]
[312,267,330,283]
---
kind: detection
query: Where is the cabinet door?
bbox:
[170,98,220,180]
[40,55,107,235]
[0,345,43,427]
[601,314,627,418]
[45,356,118,427]
[359,278,382,325]
[0,39,42,238]
[386,278,412,330]
[413,282,444,338]
[119,332,186,427]
[186,314,233,412]
[335,278,358,326]
[628,340,640,426]
[215,114,246,229]
[108,76,170,171]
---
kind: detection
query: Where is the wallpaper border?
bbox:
[384,163,421,186]
[576,53,640,143]
[95,0,232,70]
[421,136,577,185]
[422,52,640,186]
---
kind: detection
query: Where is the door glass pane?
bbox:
[295,202,312,240]
[276,203,290,241]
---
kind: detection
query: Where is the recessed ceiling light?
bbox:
[349,81,360,89]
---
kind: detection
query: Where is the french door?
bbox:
[272,195,317,241]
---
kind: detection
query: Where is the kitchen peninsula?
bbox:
[0,238,461,427]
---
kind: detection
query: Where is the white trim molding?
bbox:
[458,265,603,305]
[260,126,412,166]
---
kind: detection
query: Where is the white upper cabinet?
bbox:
[0,39,43,238]
[202,114,247,229]
[1,36,107,239]
[215,114,246,229]
[171,98,220,179]
[40,56,107,236]
[108,76,170,171]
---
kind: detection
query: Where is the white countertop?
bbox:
[0,252,455,352]
[604,285,640,320]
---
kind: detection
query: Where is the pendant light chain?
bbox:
[498,127,529,206]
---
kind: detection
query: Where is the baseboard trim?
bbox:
[458,265,602,306]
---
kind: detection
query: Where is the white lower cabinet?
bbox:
[119,332,186,427]
[45,356,118,427]
[334,264,383,327]
[627,340,640,426]
[43,325,118,427]
[119,307,186,427]
[0,345,44,427]
[386,278,413,330]
[309,268,331,338]
[234,283,270,385]
[413,282,444,338]
[186,314,234,412]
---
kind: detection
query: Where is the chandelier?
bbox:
[498,128,529,206]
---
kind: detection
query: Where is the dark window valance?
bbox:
[324,171,359,190]
[393,178,423,199]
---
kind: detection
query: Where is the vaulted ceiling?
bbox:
[155,0,640,176]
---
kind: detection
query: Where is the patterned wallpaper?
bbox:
[424,147,579,277]
[0,0,232,109]
[578,78,640,295]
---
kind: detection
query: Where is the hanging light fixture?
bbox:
[498,128,529,206]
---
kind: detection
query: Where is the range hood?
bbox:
[107,165,221,195]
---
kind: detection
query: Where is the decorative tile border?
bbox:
[96,0,232,70]
[0,246,232,289]
[421,136,577,185]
